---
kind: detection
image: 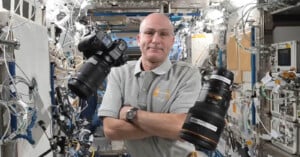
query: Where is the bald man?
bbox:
[98,13,202,157]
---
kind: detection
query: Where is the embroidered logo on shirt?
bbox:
[153,87,170,100]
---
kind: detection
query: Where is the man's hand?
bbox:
[119,105,132,120]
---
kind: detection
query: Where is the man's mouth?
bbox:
[148,47,163,51]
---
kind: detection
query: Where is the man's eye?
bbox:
[143,31,172,37]
[160,32,170,36]
[144,31,154,35]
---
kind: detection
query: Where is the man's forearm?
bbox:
[102,117,152,140]
[132,110,187,140]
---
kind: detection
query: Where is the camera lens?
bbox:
[68,36,127,99]
[180,68,234,151]
[68,55,110,99]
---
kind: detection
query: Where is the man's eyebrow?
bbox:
[143,28,173,31]
[140,28,175,36]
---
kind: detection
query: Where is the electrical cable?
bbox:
[0,100,11,144]
[0,71,40,145]
[78,100,89,115]
[0,99,35,144]
[91,148,95,157]
[257,115,271,135]
[14,0,22,13]
[15,108,37,144]
[259,85,272,101]
[1,75,38,106]
[11,0,38,29]
[1,27,19,101]
[233,2,275,53]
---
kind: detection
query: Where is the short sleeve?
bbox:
[97,67,123,118]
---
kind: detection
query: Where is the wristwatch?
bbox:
[126,107,138,123]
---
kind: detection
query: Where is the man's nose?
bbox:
[152,32,162,43]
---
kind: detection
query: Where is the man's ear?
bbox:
[136,33,141,46]
[172,35,175,43]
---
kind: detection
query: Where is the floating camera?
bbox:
[68,31,128,99]
[180,68,234,151]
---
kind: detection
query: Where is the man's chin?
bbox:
[147,57,165,63]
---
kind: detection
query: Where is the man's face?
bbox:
[137,15,175,64]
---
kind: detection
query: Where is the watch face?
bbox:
[127,107,138,121]
[127,111,135,119]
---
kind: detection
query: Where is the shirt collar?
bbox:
[134,57,172,75]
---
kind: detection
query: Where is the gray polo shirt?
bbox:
[98,58,202,157]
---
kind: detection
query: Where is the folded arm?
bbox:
[102,105,187,141]
[102,116,152,140]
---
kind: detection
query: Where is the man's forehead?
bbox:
[143,28,173,31]
[140,16,173,29]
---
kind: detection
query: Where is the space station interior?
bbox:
[1,0,300,157]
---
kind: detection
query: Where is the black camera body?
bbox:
[180,68,234,151]
[68,31,128,99]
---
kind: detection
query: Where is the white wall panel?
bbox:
[0,10,52,157]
